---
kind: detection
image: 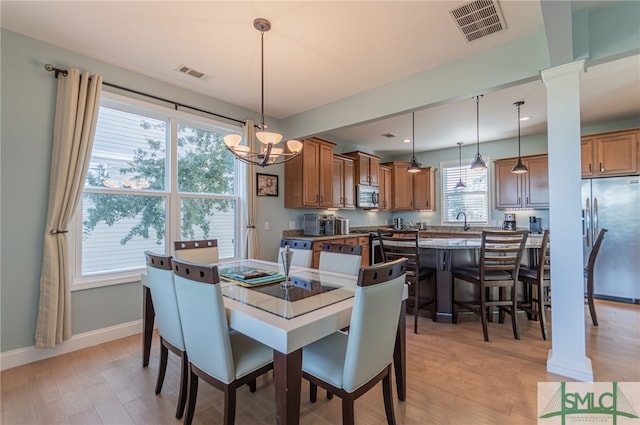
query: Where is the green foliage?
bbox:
[83,121,236,245]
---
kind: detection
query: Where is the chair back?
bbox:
[318,242,363,275]
[278,239,313,268]
[144,251,185,351]
[377,229,420,281]
[173,239,219,264]
[171,258,235,384]
[478,230,528,281]
[342,258,407,392]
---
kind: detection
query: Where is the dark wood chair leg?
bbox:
[480,286,489,342]
[587,276,599,326]
[414,280,420,334]
[309,382,317,402]
[510,285,520,340]
[342,396,356,425]
[538,284,548,341]
[327,391,333,399]
[176,352,188,419]
[155,342,168,394]
[248,379,257,393]
[382,368,396,425]
[223,387,236,425]
[184,369,198,425]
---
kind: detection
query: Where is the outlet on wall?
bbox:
[289,221,296,229]
[264,221,270,231]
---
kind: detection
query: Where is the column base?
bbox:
[546,349,594,382]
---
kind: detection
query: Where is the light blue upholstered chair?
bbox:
[318,242,363,275]
[144,251,187,419]
[302,258,408,425]
[173,239,219,264]
[278,239,313,268]
[171,258,274,425]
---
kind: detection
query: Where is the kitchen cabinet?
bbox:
[344,151,380,186]
[309,236,370,268]
[581,129,639,177]
[494,154,549,209]
[332,154,355,209]
[285,137,335,208]
[378,165,392,211]
[383,162,436,211]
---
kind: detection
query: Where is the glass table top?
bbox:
[218,260,356,319]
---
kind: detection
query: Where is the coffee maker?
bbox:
[529,216,542,234]
[502,213,516,230]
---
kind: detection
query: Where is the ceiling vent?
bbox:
[381,133,396,139]
[175,65,209,80]
[449,0,507,42]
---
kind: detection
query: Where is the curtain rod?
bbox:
[44,64,247,126]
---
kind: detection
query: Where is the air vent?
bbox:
[176,65,207,79]
[449,0,507,42]
[381,133,396,138]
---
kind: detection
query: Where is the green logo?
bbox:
[539,382,639,424]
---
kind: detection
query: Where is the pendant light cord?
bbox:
[475,95,481,155]
[260,28,265,131]
[517,102,521,158]
[412,112,416,158]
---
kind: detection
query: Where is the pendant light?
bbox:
[511,101,528,174]
[455,142,466,188]
[223,18,303,167]
[407,111,421,173]
[469,95,487,169]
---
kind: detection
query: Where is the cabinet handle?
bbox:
[588,163,592,173]
[526,196,529,205]
[518,197,521,205]
[599,163,604,173]
[315,194,319,202]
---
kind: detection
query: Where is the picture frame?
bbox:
[256,173,278,197]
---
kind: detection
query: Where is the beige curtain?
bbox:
[243,119,259,259]
[35,68,102,348]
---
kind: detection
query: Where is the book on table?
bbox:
[219,268,286,287]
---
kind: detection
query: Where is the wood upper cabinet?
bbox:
[332,154,355,209]
[285,137,335,208]
[494,154,549,209]
[378,165,392,211]
[344,151,381,186]
[383,162,435,211]
[581,129,639,177]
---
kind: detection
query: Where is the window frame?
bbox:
[440,157,491,227]
[70,91,245,290]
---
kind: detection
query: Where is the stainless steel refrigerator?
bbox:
[581,176,640,302]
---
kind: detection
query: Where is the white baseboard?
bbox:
[0,320,143,371]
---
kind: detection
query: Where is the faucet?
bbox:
[456,212,470,231]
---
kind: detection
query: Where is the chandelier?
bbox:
[407,112,422,173]
[223,18,303,166]
[511,101,528,174]
[469,95,487,169]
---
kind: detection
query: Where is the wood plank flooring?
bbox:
[2,300,639,424]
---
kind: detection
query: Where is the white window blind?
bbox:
[441,161,489,224]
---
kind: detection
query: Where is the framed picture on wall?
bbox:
[257,173,278,197]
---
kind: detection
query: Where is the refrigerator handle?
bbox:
[593,197,599,240]
[585,198,591,247]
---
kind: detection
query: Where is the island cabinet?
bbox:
[383,162,436,211]
[494,154,549,209]
[285,137,335,208]
[344,151,381,186]
[581,129,638,178]
[309,236,370,268]
[378,165,392,210]
[332,154,355,209]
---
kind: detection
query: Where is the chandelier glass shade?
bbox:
[407,112,422,173]
[223,18,303,166]
[469,95,487,170]
[511,101,528,174]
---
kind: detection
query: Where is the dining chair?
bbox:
[302,257,408,425]
[585,227,607,326]
[452,230,528,342]
[173,239,219,264]
[278,239,313,268]
[318,242,363,275]
[517,230,551,340]
[171,258,274,425]
[377,229,435,333]
[144,251,188,419]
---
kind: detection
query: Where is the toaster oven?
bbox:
[304,214,335,236]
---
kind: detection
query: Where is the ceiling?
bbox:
[2,1,639,155]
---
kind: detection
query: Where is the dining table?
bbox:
[140,259,408,425]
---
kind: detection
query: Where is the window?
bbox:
[441,159,489,224]
[73,92,244,287]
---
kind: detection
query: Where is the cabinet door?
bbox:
[391,163,413,210]
[523,156,549,208]
[332,157,344,207]
[412,168,435,211]
[596,132,637,176]
[318,142,334,207]
[379,166,392,210]
[495,160,523,208]
[357,156,371,185]
[581,138,595,177]
[343,159,355,208]
[368,157,380,186]
[302,140,321,206]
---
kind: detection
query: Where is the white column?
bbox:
[541,60,593,381]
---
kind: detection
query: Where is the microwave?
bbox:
[304,214,335,236]
[356,185,379,208]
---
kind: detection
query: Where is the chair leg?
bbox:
[176,351,188,419]
[155,342,168,394]
[327,391,333,400]
[183,368,198,425]
[223,387,236,425]
[248,379,257,393]
[342,396,355,425]
[382,368,396,425]
[480,286,489,342]
[510,285,520,340]
[309,382,317,402]
[588,295,599,326]
[537,283,548,341]
[413,280,420,334]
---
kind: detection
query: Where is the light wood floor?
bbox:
[2,300,639,425]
